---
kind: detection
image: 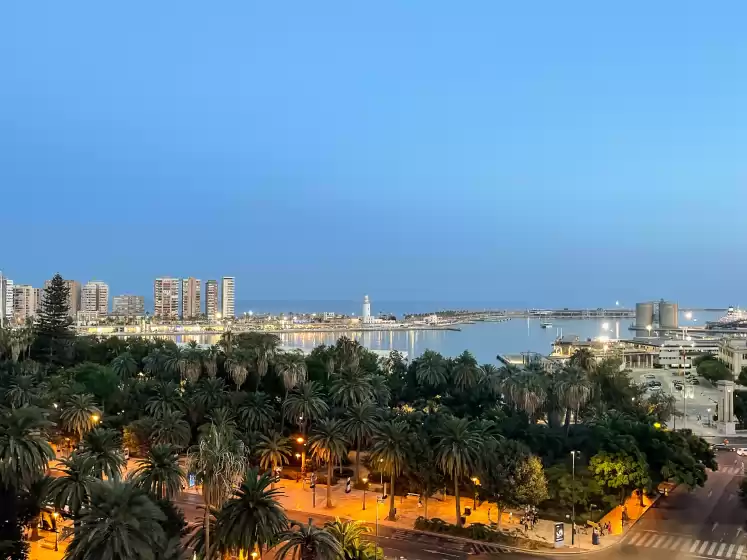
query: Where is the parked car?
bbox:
[644,374,656,380]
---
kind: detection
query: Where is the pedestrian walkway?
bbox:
[717,466,746,476]
[623,531,746,558]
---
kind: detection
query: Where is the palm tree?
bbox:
[451,350,483,391]
[501,371,548,419]
[369,419,411,520]
[329,369,373,408]
[225,350,250,391]
[324,518,379,560]
[129,444,186,500]
[203,345,219,378]
[188,422,247,560]
[64,480,167,560]
[556,366,592,430]
[341,402,378,483]
[80,427,125,481]
[0,407,55,490]
[238,391,277,433]
[277,351,308,431]
[5,373,45,408]
[415,350,448,388]
[193,377,229,415]
[48,452,95,526]
[275,520,342,560]
[569,348,596,372]
[433,416,482,527]
[368,374,391,408]
[145,380,184,418]
[335,336,363,370]
[308,418,349,509]
[143,348,173,379]
[257,432,292,487]
[151,409,191,449]
[479,364,504,398]
[60,393,102,439]
[252,333,280,384]
[111,351,139,379]
[284,381,329,473]
[214,468,289,556]
[183,344,204,384]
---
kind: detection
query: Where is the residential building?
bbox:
[33,288,43,315]
[44,278,81,317]
[13,285,36,322]
[204,280,219,321]
[181,277,202,320]
[81,281,109,315]
[112,295,145,317]
[719,338,747,378]
[221,277,235,318]
[154,277,180,319]
[0,273,12,326]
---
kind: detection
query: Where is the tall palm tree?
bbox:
[64,480,167,560]
[415,350,448,388]
[60,393,101,439]
[451,351,483,391]
[188,422,247,560]
[111,351,139,379]
[556,366,592,430]
[329,369,373,408]
[203,345,220,378]
[193,377,229,415]
[5,373,45,408]
[183,344,204,384]
[151,409,191,449]
[129,444,186,500]
[0,407,55,490]
[238,391,277,433]
[368,374,391,408]
[275,520,342,560]
[253,333,280,384]
[335,336,363,370]
[285,381,329,473]
[369,419,411,520]
[277,350,308,431]
[145,381,184,418]
[569,348,596,372]
[479,364,504,398]
[143,348,172,379]
[48,452,95,526]
[308,418,349,509]
[214,468,289,556]
[257,432,292,487]
[341,402,378,483]
[225,350,249,391]
[324,518,379,560]
[433,416,482,527]
[80,427,125,481]
[501,371,548,419]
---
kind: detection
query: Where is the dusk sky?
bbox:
[2,2,746,308]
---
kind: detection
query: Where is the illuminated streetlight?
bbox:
[646,324,652,336]
[685,311,693,320]
[295,453,301,459]
[91,414,100,424]
[296,437,304,444]
[52,512,59,551]
[363,477,369,510]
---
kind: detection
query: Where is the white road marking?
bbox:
[651,535,666,547]
[628,533,643,545]
[683,539,695,552]
[661,536,674,548]
[670,537,684,550]
[639,534,656,547]
[735,545,744,558]
[717,543,727,557]
[707,542,718,555]
[690,540,701,553]
[699,541,709,554]
[726,544,735,558]
[423,551,460,558]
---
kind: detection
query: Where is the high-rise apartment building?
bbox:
[154,278,180,319]
[181,277,201,320]
[204,280,219,321]
[43,278,81,317]
[112,295,145,317]
[221,277,235,318]
[33,288,43,315]
[0,273,13,326]
[13,285,36,322]
[81,281,109,315]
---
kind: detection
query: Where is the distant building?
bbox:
[154,277,180,319]
[221,277,235,318]
[362,295,374,324]
[112,295,145,317]
[181,277,202,319]
[33,288,43,315]
[0,273,13,326]
[719,338,747,378]
[81,281,109,316]
[44,278,81,317]
[13,285,36,322]
[204,280,219,321]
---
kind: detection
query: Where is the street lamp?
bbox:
[363,477,369,510]
[52,512,59,551]
[379,458,385,497]
[375,497,386,560]
[91,414,100,424]
[570,451,579,546]
[470,476,480,510]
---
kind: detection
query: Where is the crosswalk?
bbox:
[624,532,745,558]
[718,466,746,476]
[389,529,471,552]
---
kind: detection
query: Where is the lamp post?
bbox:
[363,477,368,510]
[296,436,306,474]
[52,512,59,551]
[379,458,384,497]
[470,476,480,510]
[570,451,579,546]
[375,496,386,560]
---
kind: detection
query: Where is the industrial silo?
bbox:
[635,302,654,335]
[659,300,679,329]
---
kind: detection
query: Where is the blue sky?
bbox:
[1,1,746,308]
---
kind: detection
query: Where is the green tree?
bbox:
[451,351,483,391]
[188,422,247,560]
[214,468,289,556]
[32,273,74,364]
[48,453,95,526]
[308,418,349,509]
[433,416,482,527]
[64,481,167,560]
[111,351,139,379]
[329,369,373,408]
[284,381,329,471]
[151,410,192,449]
[256,432,292,487]
[275,520,342,560]
[555,366,592,430]
[369,419,411,520]
[501,371,547,419]
[589,451,650,504]
[145,381,185,419]
[80,427,126,481]
[129,444,186,500]
[341,402,378,483]
[60,393,102,440]
[324,518,380,560]
[415,350,448,388]
[238,391,277,433]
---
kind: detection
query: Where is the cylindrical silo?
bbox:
[659,301,679,329]
[636,302,654,333]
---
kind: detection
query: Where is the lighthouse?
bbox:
[362,295,374,324]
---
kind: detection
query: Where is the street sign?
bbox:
[554,522,565,548]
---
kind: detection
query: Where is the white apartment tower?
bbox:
[0,273,13,326]
[204,280,219,321]
[181,277,202,319]
[154,277,180,319]
[82,281,109,315]
[13,285,36,322]
[221,277,235,318]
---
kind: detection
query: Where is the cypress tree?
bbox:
[32,273,74,365]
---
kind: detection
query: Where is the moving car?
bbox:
[643,374,656,380]
[711,443,735,452]
[737,448,747,456]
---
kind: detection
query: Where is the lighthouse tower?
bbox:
[362,295,373,324]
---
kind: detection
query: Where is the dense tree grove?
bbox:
[0,320,716,559]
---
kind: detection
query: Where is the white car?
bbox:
[643,374,656,380]
[737,448,747,456]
